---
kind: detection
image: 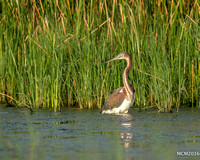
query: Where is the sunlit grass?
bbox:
[0,0,199,112]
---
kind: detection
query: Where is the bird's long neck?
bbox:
[123,55,133,99]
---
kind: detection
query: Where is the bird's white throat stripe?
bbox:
[123,67,132,98]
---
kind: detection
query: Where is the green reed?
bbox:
[0,0,199,112]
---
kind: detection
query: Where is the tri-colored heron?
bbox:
[101,52,136,114]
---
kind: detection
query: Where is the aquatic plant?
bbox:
[0,0,199,112]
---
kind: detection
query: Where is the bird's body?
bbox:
[101,52,136,114]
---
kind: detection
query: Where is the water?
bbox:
[0,105,200,160]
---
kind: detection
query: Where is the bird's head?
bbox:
[104,52,130,63]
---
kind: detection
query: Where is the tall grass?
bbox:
[0,0,199,112]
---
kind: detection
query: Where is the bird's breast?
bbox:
[118,97,134,113]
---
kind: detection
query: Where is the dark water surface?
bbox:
[0,105,200,160]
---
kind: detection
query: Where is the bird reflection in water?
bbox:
[119,113,134,148]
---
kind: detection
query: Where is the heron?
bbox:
[101,52,136,114]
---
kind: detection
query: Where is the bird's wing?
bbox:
[102,87,126,110]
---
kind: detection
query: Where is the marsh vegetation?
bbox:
[0,0,199,112]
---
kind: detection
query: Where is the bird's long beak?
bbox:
[104,55,121,64]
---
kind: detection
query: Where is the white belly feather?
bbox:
[102,92,136,114]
